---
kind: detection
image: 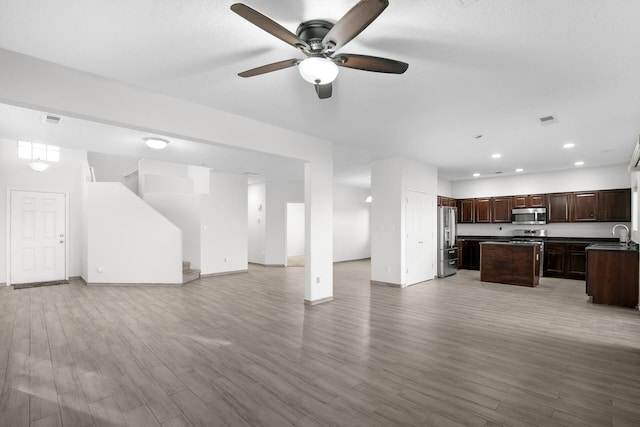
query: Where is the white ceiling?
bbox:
[0,0,639,184]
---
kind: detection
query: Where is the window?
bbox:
[17,141,60,162]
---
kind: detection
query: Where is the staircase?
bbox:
[182,261,200,285]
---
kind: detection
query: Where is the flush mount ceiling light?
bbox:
[563,142,575,149]
[491,153,502,159]
[298,57,339,85]
[29,159,49,172]
[144,137,169,150]
[365,195,372,203]
[473,134,483,139]
[574,161,585,166]
[515,168,524,172]
[473,173,480,177]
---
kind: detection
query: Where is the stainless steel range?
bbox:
[511,229,546,276]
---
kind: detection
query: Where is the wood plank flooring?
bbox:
[1,261,639,426]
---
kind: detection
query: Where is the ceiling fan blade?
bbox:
[315,83,333,99]
[230,3,309,51]
[238,59,299,77]
[322,0,389,52]
[334,54,408,74]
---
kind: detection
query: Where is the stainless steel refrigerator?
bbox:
[437,206,458,277]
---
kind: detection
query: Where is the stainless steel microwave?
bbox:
[512,207,547,225]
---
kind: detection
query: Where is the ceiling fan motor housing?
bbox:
[296,20,334,51]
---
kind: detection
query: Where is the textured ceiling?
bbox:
[0,0,639,183]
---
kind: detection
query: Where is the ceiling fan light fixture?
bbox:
[298,57,339,85]
[144,137,169,150]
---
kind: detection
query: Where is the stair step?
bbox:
[182,269,200,285]
[182,261,191,272]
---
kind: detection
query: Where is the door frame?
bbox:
[6,188,70,286]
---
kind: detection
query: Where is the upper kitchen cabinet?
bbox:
[492,197,512,223]
[547,193,571,223]
[458,199,475,223]
[438,196,458,207]
[512,194,546,208]
[572,191,598,222]
[475,198,492,223]
[598,188,631,222]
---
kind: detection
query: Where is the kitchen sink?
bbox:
[586,242,638,251]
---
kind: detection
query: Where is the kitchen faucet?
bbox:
[612,224,630,245]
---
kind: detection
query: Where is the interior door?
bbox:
[10,190,66,284]
[406,190,434,285]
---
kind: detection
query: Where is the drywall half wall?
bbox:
[86,182,182,284]
[201,171,248,275]
[0,139,85,285]
[87,151,140,193]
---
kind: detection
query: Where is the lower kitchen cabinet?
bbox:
[458,240,481,270]
[543,242,588,279]
[586,248,639,308]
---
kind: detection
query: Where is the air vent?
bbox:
[538,115,557,124]
[44,114,62,125]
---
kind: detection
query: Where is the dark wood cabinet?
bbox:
[438,196,458,207]
[512,194,546,208]
[598,189,631,222]
[492,197,512,223]
[475,198,492,223]
[458,199,475,223]
[458,240,480,270]
[572,192,598,221]
[544,243,566,277]
[566,243,588,279]
[587,249,639,308]
[544,242,588,279]
[547,193,571,223]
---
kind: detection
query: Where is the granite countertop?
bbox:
[586,242,639,252]
[457,235,619,244]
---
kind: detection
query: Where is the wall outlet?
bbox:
[97,266,104,273]
[224,257,228,262]
[386,266,391,273]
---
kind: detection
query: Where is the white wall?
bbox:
[371,158,438,286]
[333,184,371,262]
[265,181,304,265]
[248,183,266,264]
[86,182,182,284]
[437,177,453,198]
[451,164,629,198]
[200,171,248,275]
[286,203,305,257]
[0,139,85,285]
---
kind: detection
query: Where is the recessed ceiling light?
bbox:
[574,161,584,166]
[515,168,523,172]
[144,137,169,150]
[491,153,501,159]
[473,173,480,177]
[563,143,575,149]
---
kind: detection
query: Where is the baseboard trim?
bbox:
[200,269,249,278]
[86,282,182,287]
[370,280,404,288]
[304,296,334,306]
[248,262,285,267]
[334,257,371,264]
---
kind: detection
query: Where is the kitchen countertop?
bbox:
[457,235,619,244]
[586,242,639,252]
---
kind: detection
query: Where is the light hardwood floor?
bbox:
[1,261,639,426]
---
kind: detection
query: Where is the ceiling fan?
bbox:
[230,0,409,99]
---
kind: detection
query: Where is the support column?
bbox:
[304,158,334,304]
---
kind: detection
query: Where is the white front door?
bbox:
[406,190,434,285]
[10,191,66,285]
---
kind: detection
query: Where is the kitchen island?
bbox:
[480,242,540,287]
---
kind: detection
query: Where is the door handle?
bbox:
[59,240,64,244]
